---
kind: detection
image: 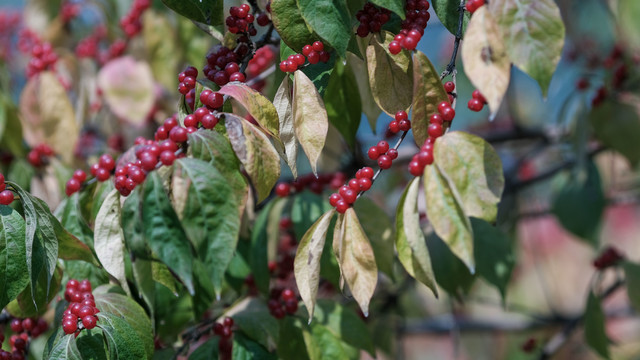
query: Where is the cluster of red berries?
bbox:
[268,288,298,319]
[75,34,100,59]
[247,46,276,92]
[26,144,54,168]
[61,1,80,23]
[389,0,431,54]
[329,167,375,214]
[25,42,58,78]
[279,41,330,73]
[226,4,257,35]
[593,246,624,270]
[465,0,486,14]
[119,0,150,38]
[212,317,234,358]
[62,279,100,335]
[355,2,391,37]
[178,66,198,95]
[0,173,14,206]
[204,45,246,87]
[467,90,487,112]
[408,101,455,176]
[65,169,87,196]
[5,317,49,359]
[367,141,397,170]
[274,172,349,197]
[388,110,412,134]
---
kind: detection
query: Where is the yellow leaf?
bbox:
[293,70,328,176]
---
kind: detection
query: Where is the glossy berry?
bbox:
[65,178,81,196]
[472,89,487,103]
[358,178,372,191]
[335,200,349,214]
[169,127,188,143]
[223,317,234,327]
[160,151,176,166]
[395,110,408,122]
[329,193,342,206]
[408,161,423,176]
[389,41,401,54]
[444,81,455,93]
[312,41,324,52]
[441,107,455,121]
[376,140,389,154]
[377,155,392,169]
[359,167,374,179]
[99,154,115,171]
[281,289,296,301]
[430,113,443,124]
[388,120,400,133]
[367,146,380,160]
[62,319,78,334]
[22,318,35,331]
[73,170,87,182]
[82,315,97,330]
[428,123,444,138]
[387,148,398,160]
[468,98,483,112]
[10,319,23,333]
[0,190,14,205]
[275,182,290,197]
[398,119,411,131]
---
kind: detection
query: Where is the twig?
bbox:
[440,0,466,80]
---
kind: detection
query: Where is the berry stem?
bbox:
[440,0,466,80]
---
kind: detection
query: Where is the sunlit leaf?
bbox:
[219,82,280,138]
[271,0,316,52]
[297,0,352,57]
[412,52,450,146]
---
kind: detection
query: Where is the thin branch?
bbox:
[440,0,466,80]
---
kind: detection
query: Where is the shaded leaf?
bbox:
[426,232,475,298]
[0,206,29,309]
[94,189,131,295]
[434,131,504,223]
[461,6,511,116]
[142,172,194,294]
[232,332,277,360]
[471,218,514,301]
[584,292,611,359]
[323,61,362,148]
[366,31,414,116]
[161,0,223,25]
[250,201,279,296]
[347,53,381,132]
[225,114,281,202]
[423,165,474,272]
[298,0,352,57]
[97,312,148,360]
[489,0,565,95]
[623,262,640,312]
[273,77,298,177]
[295,209,335,321]
[433,0,470,38]
[293,70,329,175]
[370,0,405,19]
[589,101,640,167]
[332,208,378,316]
[231,298,280,350]
[395,178,437,296]
[47,332,83,360]
[177,158,241,297]
[412,51,450,146]
[353,198,394,278]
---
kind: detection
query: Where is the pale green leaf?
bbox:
[412,51,450,146]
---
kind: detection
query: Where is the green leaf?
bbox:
[232,332,277,360]
[277,316,310,360]
[191,259,215,319]
[471,218,515,301]
[94,189,131,295]
[225,114,281,202]
[231,298,280,351]
[142,172,195,295]
[426,232,475,298]
[295,209,335,321]
[433,131,504,223]
[347,53,381,132]
[273,77,298,177]
[353,198,394,278]
[589,101,640,167]
[7,265,61,317]
[271,0,316,52]
[432,0,470,38]
[122,189,149,259]
[290,192,332,245]
[177,158,241,297]
[76,329,109,360]
[366,31,414,116]
[423,165,475,272]
[395,178,438,296]
[370,0,405,19]
[551,161,605,246]
[584,292,611,359]
[95,289,154,359]
[623,261,640,312]
[461,6,511,116]
[161,0,223,26]
[323,61,362,148]
[97,312,149,360]
[54,193,94,247]
[187,129,248,209]
[411,51,450,146]
[293,70,329,176]
[332,209,378,316]
[218,82,280,138]
[189,338,220,359]
[297,0,352,57]
[47,332,83,359]
[488,0,565,95]
[0,206,29,309]
[131,258,155,327]
[250,201,279,295]
[619,0,640,50]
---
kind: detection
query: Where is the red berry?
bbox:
[281,289,295,301]
[388,120,400,133]
[224,62,240,76]
[312,41,324,52]
[99,154,115,171]
[229,72,246,82]
[444,81,455,93]
[79,306,94,318]
[398,119,411,131]
[0,190,14,205]
[437,101,450,114]
[472,89,486,103]
[389,41,401,54]
[302,45,312,57]
[275,182,290,197]
[387,148,398,160]
[409,160,423,176]
[22,318,35,331]
[159,139,178,153]
[65,178,81,196]
[160,150,176,166]
[402,36,417,51]
[367,146,380,160]
[441,107,455,121]
[62,319,77,334]
[428,123,443,138]
[199,89,213,104]
[73,170,87,182]
[395,110,408,122]
[201,114,219,129]
[183,114,198,128]
[417,150,434,166]
[67,278,79,289]
[169,127,188,143]
[335,200,349,213]
[361,167,374,179]
[10,319,23,333]
[307,51,320,64]
[358,178,372,191]
[468,98,483,112]
[329,193,342,206]
[213,323,224,335]
[376,140,389,154]
[284,299,298,314]
[155,126,169,140]
[207,92,224,108]
[223,317,234,328]
[348,178,360,191]
[82,315,97,330]
[377,155,392,169]
[279,61,289,73]
[183,66,198,78]
[430,113,443,124]
[257,13,270,26]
